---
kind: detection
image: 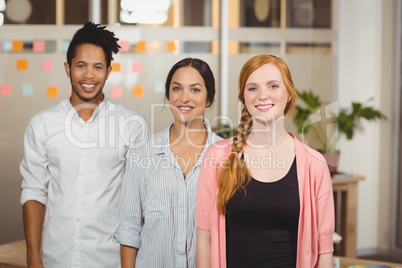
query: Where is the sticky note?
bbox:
[154,59,164,70]
[132,62,142,73]
[60,40,70,53]
[154,82,164,94]
[42,59,54,71]
[17,59,28,70]
[47,86,58,98]
[33,40,45,52]
[112,62,121,72]
[166,41,176,52]
[2,41,12,52]
[0,84,12,96]
[22,84,34,96]
[12,41,23,52]
[119,41,130,52]
[111,86,123,98]
[135,41,146,53]
[133,86,144,97]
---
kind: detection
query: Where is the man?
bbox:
[20,22,148,268]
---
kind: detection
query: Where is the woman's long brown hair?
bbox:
[216,54,297,214]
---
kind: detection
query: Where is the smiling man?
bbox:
[19,22,148,268]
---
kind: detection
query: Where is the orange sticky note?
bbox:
[42,59,54,71]
[47,86,58,98]
[166,41,176,52]
[0,84,12,96]
[133,86,144,97]
[17,59,28,70]
[12,41,23,52]
[135,41,146,53]
[112,62,121,72]
[111,86,123,98]
[33,40,45,52]
[132,62,142,73]
[119,41,130,52]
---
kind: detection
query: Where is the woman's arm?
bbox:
[120,245,138,268]
[315,252,334,268]
[196,228,211,268]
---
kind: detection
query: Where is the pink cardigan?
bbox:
[195,134,334,268]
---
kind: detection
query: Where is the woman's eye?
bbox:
[192,88,201,92]
[270,84,279,89]
[172,87,180,91]
[248,87,257,91]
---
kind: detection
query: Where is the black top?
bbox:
[225,157,300,268]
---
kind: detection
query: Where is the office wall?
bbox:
[338,0,397,255]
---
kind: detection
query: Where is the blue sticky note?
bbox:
[22,83,34,96]
[2,41,12,52]
[60,40,70,53]
[154,82,164,93]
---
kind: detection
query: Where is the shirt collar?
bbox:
[65,97,107,123]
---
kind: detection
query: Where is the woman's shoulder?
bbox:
[204,137,234,158]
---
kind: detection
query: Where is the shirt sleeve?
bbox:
[196,145,221,231]
[20,117,49,206]
[114,146,145,249]
[122,112,150,151]
[315,162,335,254]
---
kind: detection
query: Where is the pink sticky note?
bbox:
[42,59,54,71]
[33,41,45,52]
[132,62,142,73]
[111,86,123,98]
[119,41,130,52]
[0,84,12,96]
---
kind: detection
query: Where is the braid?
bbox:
[217,106,252,214]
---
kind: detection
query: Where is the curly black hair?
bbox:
[66,22,120,68]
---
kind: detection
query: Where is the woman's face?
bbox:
[243,63,290,125]
[168,66,210,125]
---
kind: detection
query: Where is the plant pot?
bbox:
[321,151,340,175]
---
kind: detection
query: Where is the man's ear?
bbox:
[106,65,112,80]
[64,62,71,78]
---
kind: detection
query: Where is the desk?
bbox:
[335,256,402,268]
[332,174,365,258]
[0,240,26,268]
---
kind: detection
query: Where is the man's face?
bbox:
[64,43,112,105]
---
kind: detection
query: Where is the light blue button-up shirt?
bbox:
[114,124,222,268]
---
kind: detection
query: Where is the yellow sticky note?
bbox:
[47,87,58,98]
[133,86,144,97]
[135,41,146,53]
[166,41,176,52]
[112,62,121,72]
[17,59,28,70]
[12,41,23,52]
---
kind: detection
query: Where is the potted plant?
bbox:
[292,90,387,174]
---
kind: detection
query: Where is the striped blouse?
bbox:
[114,124,222,268]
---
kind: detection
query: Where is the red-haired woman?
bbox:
[196,54,334,268]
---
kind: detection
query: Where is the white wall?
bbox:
[338,0,396,254]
